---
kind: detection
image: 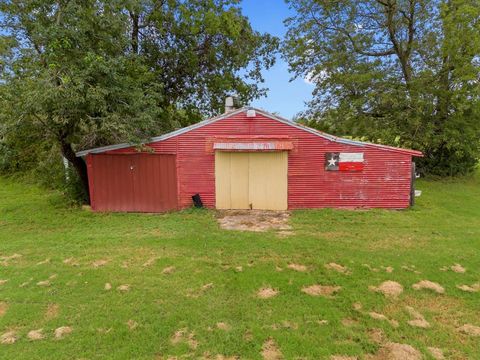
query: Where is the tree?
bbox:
[1,1,157,200]
[0,0,278,201]
[126,0,278,119]
[284,0,480,176]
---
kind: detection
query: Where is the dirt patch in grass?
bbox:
[243,330,254,342]
[187,283,214,298]
[20,278,32,287]
[412,280,444,294]
[97,327,112,335]
[0,253,22,261]
[353,302,363,311]
[330,356,358,360]
[45,303,59,319]
[202,283,213,290]
[367,328,386,344]
[217,210,292,233]
[383,294,468,336]
[142,257,157,267]
[92,259,109,268]
[287,263,307,272]
[36,258,50,265]
[301,285,341,297]
[257,287,279,299]
[63,257,79,266]
[127,320,138,330]
[171,328,198,349]
[456,283,479,292]
[97,327,112,334]
[368,312,399,327]
[54,326,73,339]
[261,338,283,360]
[369,281,403,298]
[428,347,445,359]
[325,263,350,274]
[117,284,130,292]
[450,264,466,273]
[401,265,421,274]
[0,279,8,285]
[104,283,112,290]
[405,306,430,328]
[0,330,17,344]
[0,302,7,317]
[457,324,480,336]
[363,264,380,272]
[216,322,231,331]
[0,253,22,266]
[162,266,175,275]
[27,329,44,341]
[366,342,422,360]
[280,320,298,330]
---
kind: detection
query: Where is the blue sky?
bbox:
[240,0,313,119]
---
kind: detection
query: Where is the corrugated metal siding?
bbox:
[87,153,178,212]
[109,111,413,209]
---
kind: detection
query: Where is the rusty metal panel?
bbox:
[213,141,293,151]
[87,153,177,212]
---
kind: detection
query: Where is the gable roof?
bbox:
[75,107,423,157]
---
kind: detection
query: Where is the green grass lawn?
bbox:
[0,173,479,359]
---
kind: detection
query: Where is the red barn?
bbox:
[76,106,422,212]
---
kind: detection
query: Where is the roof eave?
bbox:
[251,108,423,157]
[75,106,423,158]
[75,107,247,157]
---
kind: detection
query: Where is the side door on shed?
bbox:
[87,153,178,212]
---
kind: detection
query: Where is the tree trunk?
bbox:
[130,11,139,54]
[59,139,90,204]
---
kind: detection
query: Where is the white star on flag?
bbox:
[328,157,337,166]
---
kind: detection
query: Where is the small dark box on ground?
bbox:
[192,193,203,208]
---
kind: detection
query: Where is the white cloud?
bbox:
[304,70,329,85]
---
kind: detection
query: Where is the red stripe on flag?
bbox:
[339,162,364,171]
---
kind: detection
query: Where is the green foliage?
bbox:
[284,0,480,176]
[137,0,278,116]
[0,0,278,200]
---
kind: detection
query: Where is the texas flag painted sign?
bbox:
[325,152,364,171]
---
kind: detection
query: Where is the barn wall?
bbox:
[108,111,413,209]
[86,153,178,212]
